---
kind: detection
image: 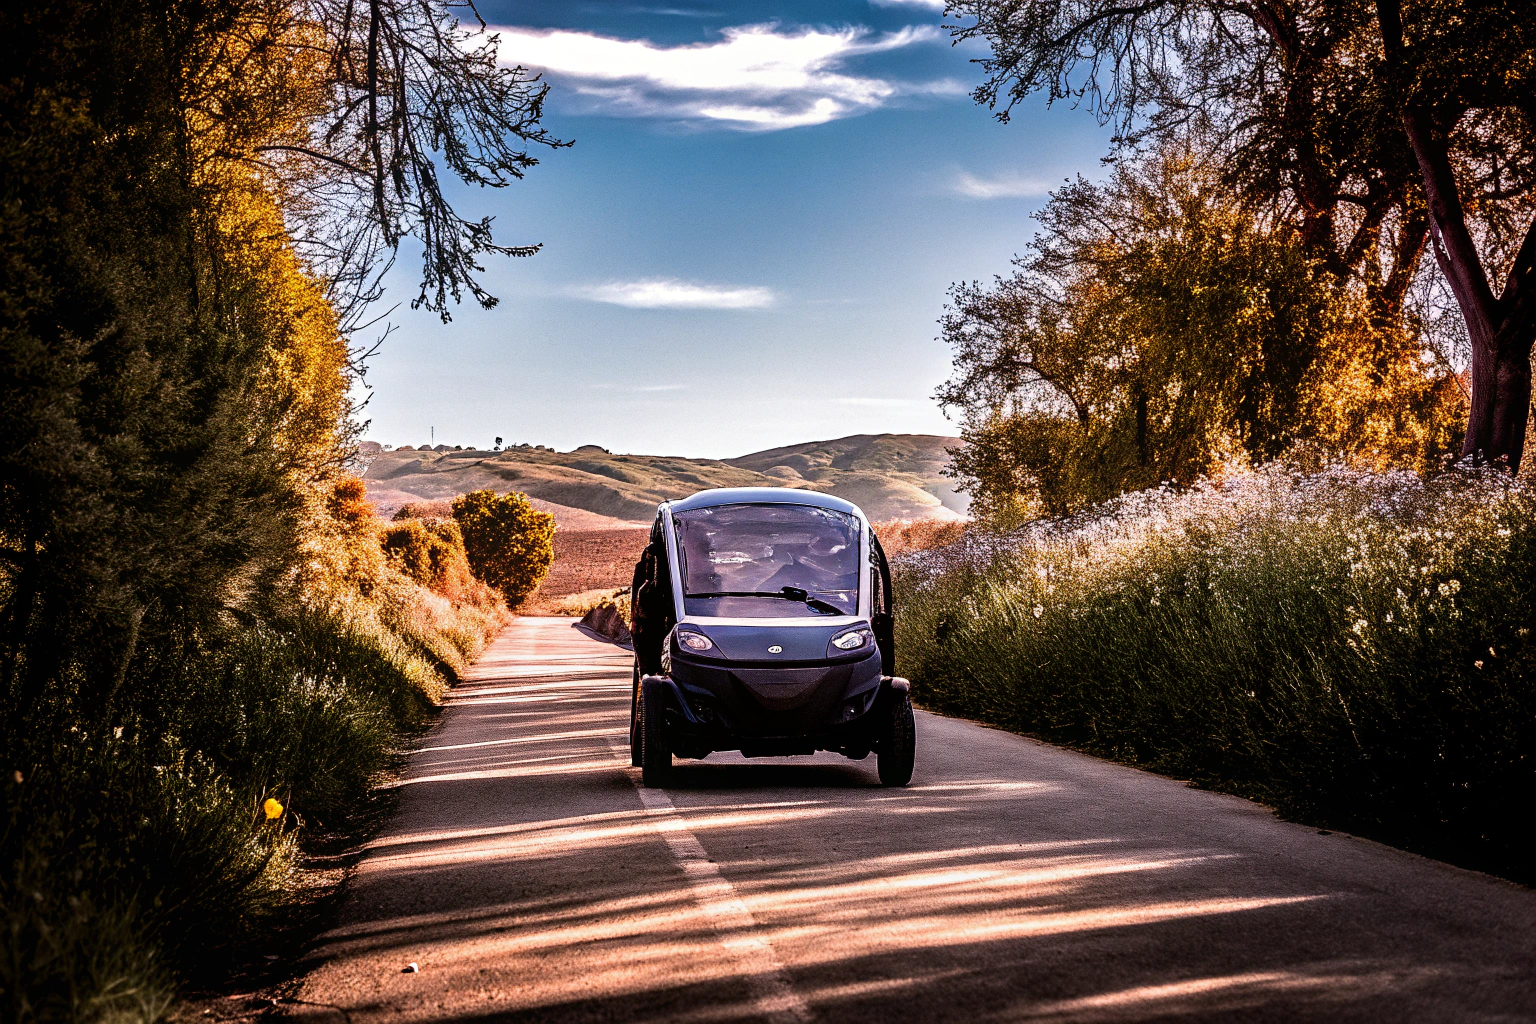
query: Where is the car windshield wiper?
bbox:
[687,587,844,615]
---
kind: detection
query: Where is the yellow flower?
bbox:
[263,797,284,820]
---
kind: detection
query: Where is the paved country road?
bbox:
[289,617,1536,1023]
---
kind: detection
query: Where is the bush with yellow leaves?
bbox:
[452,490,556,607]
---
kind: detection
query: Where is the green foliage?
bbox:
[0,604,463,1019]
[0,0,528,1017]
[896,466,1536,880]
[452,490,556,607]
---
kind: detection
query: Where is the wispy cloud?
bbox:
[869,0,947,9]
[588,382,688,392]
[488,22,955,130]
[627,6,715,15]
[574,279,776,309]
[951,170,1054,199]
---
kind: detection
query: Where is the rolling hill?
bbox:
[361,433,967,524]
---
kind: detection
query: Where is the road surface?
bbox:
[290,617,1536,1023]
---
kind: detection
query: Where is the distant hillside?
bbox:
[360,433,967,524]
[725,434,967,519]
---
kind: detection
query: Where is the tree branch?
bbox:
[253,145,365,174]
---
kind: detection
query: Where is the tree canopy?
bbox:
[949,0,1536,470]
[452,490,556,607]
[939,144,1462,518]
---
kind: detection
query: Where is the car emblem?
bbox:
[768,645,782,654]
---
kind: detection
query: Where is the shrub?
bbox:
[873,518,967,559]
[1,502,510,1021]
[895,464,1536,881]
[0,604,451,1013]
[380,518,476,598]
[301,477,388,600]
[452,490,556,607]
[544,587,632,620]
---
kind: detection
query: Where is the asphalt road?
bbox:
[290,616,1536,1023]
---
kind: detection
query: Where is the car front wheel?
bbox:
[877,690,915,787]
[639,679,672,786]
[629,660,642,767]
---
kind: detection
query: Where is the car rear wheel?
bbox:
[639,679,672,786]
[877,691,915,786]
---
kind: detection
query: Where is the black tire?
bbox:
[877,692,916,786]
[639,681,672,786]
[629,660,642,767]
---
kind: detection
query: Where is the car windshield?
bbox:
[673,503,861,617]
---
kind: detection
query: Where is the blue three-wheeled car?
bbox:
[626,487,915,787]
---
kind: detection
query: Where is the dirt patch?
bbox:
[525,528,648,612]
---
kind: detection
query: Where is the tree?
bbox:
[948,0,1536,469]
[219,0,570,326]
[451,490,554,606]
[0,1,563,1006]
[1374,0,1536,470]
[1,0,563,723]
[938,144,1463,518]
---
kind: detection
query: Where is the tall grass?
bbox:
[895,464,1536,880]
[2,577,507,1022]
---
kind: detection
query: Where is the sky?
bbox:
[357,0,1113,459]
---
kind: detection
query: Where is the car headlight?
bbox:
[676,629,714,653]
[830,627,872,651]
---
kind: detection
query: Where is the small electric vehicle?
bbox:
[626,487,914,787]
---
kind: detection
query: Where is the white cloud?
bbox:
[488,22,953,130]
[869,0,947,9]
[951,170,1055,199]
[574,279,776,309]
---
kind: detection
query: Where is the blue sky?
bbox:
[357,0,1111,458]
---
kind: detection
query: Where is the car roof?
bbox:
[665,487,864,518]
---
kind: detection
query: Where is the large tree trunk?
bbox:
[1400,106,1536,472]
[1465,314,1535,472]
[1374,0,1536,473]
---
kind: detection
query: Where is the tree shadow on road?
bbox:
[659,758,880,791]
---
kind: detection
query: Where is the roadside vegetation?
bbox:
[1,0,559,1020]
[903,1,1536,881]
[895,465,1535,881]
[451,491,557,608]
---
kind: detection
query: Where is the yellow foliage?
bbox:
[298,476,385,601]
[943,145,1466,522]
[380,518,478,600]
[452,490,556,607]
[1298,313,1465,473]
[873,519,968,559]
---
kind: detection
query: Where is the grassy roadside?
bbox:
[3,517,510,1024]
[893,465,1536,883]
